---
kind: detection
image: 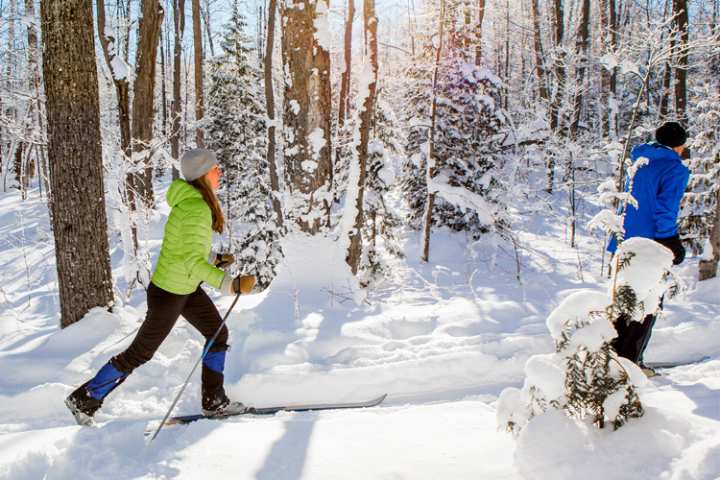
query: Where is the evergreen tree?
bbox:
[399,60,433,229]
[431,57,507,238]
[207,3,282,288]
[679,77,720,256]
[359,94,405,282]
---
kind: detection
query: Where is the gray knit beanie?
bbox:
[181,148,218,181]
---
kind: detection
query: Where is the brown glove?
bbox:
[235,275,257,294]
[214,253,235,269]
[221,273,256,295]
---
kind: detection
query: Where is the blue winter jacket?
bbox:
[608,142,690,253]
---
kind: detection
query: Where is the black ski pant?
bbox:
[612,296,663,364]
[111,282,229,407]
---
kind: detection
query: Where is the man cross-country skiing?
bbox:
[66,149,256,425]
[608,121,690,370]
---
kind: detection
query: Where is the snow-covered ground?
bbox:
[0,184,718,479]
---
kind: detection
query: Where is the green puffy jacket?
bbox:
[151,179,225,294]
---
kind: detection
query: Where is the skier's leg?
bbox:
[181,285,232,411]
[612,312,645,363]
[637,296,663,365]
[112,283,188,373]
[611,313,632,358]
[66,283,187,422]
[635,314,657,365]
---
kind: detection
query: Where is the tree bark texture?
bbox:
[192,0,205,147]
[673,0,689,125]
[346,0,379,274]
[41,0,114,327]
[264,0,284,227]
[474,0,485,66]
[171,0,186,180]
[281,0,333,233]
[599,0,612,136]
[421,0,446,263]
[130,0,164,208]
[531,0,549,105]
[202,0,215,57]
[698,185,720,281]
[338,0,355,128]
[549,0,565,133]
[97,0,132,161]
[569,0,589,139]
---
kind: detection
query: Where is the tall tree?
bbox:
[171,0,186,179]
[41,0,114,327]
[193,0,205,146]
[421,0,446,262]
[338,0,355,128]
[569,0,590,139]
[475,0,486,66]
[531,0,549,108]
[207,5,282,287]
[202,0,216,57]
[281,0,333,233]
[673,0,689,125]
[345,0,379,273]
[598,0,615,136]
[97,0,132,177]
[549,0,565,133]
[130,0,164,207]
[264,0,284,227]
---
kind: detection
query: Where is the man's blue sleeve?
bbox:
[654,163,690,239]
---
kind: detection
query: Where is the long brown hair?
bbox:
[189,175,225,233]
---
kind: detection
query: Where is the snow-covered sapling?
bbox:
[498,236,676,434]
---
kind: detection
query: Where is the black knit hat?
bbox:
[655,121,688,148]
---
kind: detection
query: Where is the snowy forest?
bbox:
[0,0,719,477]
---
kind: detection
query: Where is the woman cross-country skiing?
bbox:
[66,148,256,425]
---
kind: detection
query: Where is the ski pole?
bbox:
[149,290,242,443]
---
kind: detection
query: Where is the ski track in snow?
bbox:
[0,185,719,479]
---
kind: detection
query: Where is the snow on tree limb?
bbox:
[427,172,495,225]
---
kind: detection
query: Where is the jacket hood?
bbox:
[632,142,681,163]
[166,179,202,208]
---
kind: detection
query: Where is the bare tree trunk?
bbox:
[264,0,284,227]
[160,26,168,142]
[41,0,114,327]
[475,0,486,65]
[608,0,618,136]
[698,5,719,280]
[421,0,446,263]
[346,0,379,274]
[549,0,565,133]
[531,0,549,104]
[131,0,164,207]
[171,0,185,180]
[97,0,132,163]
[658,0,672,118]
[24,0,40,194]
[599,0,611,136]
[201,0,215,57]
[569,0,589,139]
[673,0,688,125]
[408,0,417,57]
[503,0,509,110]
[281,0,333,233]
[8,0,25,196]
[192,0,205,147]
[338,0,354,128]
[699,184,720,280]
